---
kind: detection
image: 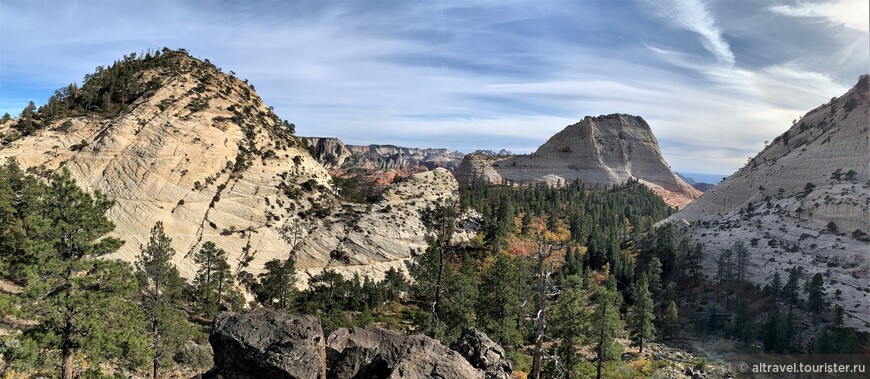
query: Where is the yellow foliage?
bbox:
[4,370,27,379]
[628,357,655,376]
[512,371,528,379]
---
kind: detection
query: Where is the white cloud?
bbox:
[0,0,865,175]
[769,0,870,31]
[639,0,735,65]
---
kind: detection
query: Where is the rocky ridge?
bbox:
[672,75,870,330]
[0,50,457,285]
[303,137,465,184]
[206,308,511,379]
[454,114,701,207]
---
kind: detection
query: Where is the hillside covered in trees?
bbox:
[1,156,864,378]
[0,49,866,379]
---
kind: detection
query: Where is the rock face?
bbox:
[672,75,870,330]
[303,137,465,184]
[207,309,326,379]
[0,51,459,286]
[292,167,461,286]
[207,310,499,379]
[325,327,485,379]
[450,328,512,379]
[455,114,701,207]
[325,327,406,379]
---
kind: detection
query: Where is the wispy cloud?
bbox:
[768,0,870,31]
[0,0,866,175]
[639,0,735,65]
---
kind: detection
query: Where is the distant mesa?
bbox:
[301,136,466,185]
[455,114,701,208]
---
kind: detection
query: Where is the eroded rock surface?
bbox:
[302,137,465,185]
[672,75,870,330]
[0,51,460,287]
[450,328,512,379]
[207,308,326,379]
[206,311,496,379]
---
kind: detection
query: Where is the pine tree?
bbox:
[647,256,663,296]
[588,278,623,379]
[549,275,588,379]
[477,253,522,348]
[629,274,655,353]
[685,242,704,279]
[654,222,677,278]
[733,299,754,347]
[193,241,242,318]
[662,301,679,339]
[17,100,37,135]
[439,253,480,343]
[23,169,147,379]
[382,266,406,303]
[834,305,844,328]
[733,241,749,287]
[783,268,800,305]
[768,271,782,299]
[807,273,825,313]
[256,257,296,309]
[135,222,190,379]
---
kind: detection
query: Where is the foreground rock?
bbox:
[206,309,505,379]
[325,326,490,379]
[454,114,700,207]
[672,75,870,330]
[450,328,512,379]
[325,326,405,379]
[207,309,326,379]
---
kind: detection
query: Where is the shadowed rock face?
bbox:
[672,75,870,330]
[324,326,489,379]
[207,309,326,379]
[455,114,700,207]
[206,310,503,379]
[450,328,512,379]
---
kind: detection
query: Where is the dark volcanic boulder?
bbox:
[450,328,512,379]
[206,308,326,379]
[389,335,484,379]
[326,326,405,379]
[326,327,485,379]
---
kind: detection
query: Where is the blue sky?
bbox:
[1,0,867,175]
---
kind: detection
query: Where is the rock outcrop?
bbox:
[0,50,459,286]
[206,309,501,379]
[454,114,701,207]
[207,309,326,379]
[324,327,486,379]
[450,328,512,379]
[292,167,461,286]
[303,137,465,184]
[672,75,870,330]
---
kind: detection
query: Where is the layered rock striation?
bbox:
[0,50,457,285]
[672,75,870,330]
[455,114,700,207]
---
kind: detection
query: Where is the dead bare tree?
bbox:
[529,234,566,379]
